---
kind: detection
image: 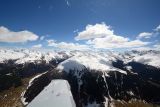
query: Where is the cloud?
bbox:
[87,38,149,49]
[75,23,149,49]
[137,32,153,39]
[0,26,38,43]
[154,44,160,50]
[65,0,70,6]
[55,42,89,50]
[75,23,113,40]
[47,39,57,46]
[136,24,160,39]
[40,36,45,40]
[47,39,89,50]
[73,29,79,33]
[154,25,160,32]
[130,46,153,51]
[32,44,42,48]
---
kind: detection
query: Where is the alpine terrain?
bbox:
[0,49,160,107]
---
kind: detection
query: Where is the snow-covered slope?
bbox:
[0,49,70,64]
[57,52,127,74]
[1,48,159,68]
[27,80,76,107]
[131,51,160,68]
[0,49,25,62]
[20,49,160,107]
[123,50,160,68]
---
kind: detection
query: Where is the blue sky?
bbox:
[0,0,160,50]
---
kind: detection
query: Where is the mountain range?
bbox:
[0,49,160,107]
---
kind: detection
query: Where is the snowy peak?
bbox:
[57,52,127,74]
[0,49,70,64]
[123,49,160,68]
[0,48,160,68]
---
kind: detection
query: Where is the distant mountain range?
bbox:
[0,49,160,107]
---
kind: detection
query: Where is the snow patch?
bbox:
[133,53,160,68]
[125,66,132,71]
[27,79,76,107]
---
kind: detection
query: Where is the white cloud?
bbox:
[73,29,79,33]
[75,23,149,49]
[137,32,153,39]
[55,42,89,50]
[75,23,113,40]
[0,26,39,43]
[154,25,160,31]
[32,44,42,48]
[40,36,45,40]
[65,0,70,6]
[131,47,153,51]
[130,44,160,51]
[47,39,57,46]
[47,39,89,50]
[136,25,160,39]
[154,44,160,50]
[87,37,149,49]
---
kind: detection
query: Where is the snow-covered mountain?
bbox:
[0,49,159,67]
[0,49,70,92]
[0,49,160,107]
[0,49,71,64]
[124,50,160,68]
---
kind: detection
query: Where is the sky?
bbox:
[0,0,160,51]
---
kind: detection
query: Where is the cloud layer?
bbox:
[47,39,89,50]
[137,25,160,40]
[1,23,158,50]
[154,44,160,49]
[32,44,42,48]
[154,25,160,31]
[137,32,153,39]
[0,26,38,43]
[87,38,148,49]
[75,23,149,49]
[75,23,113,40]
